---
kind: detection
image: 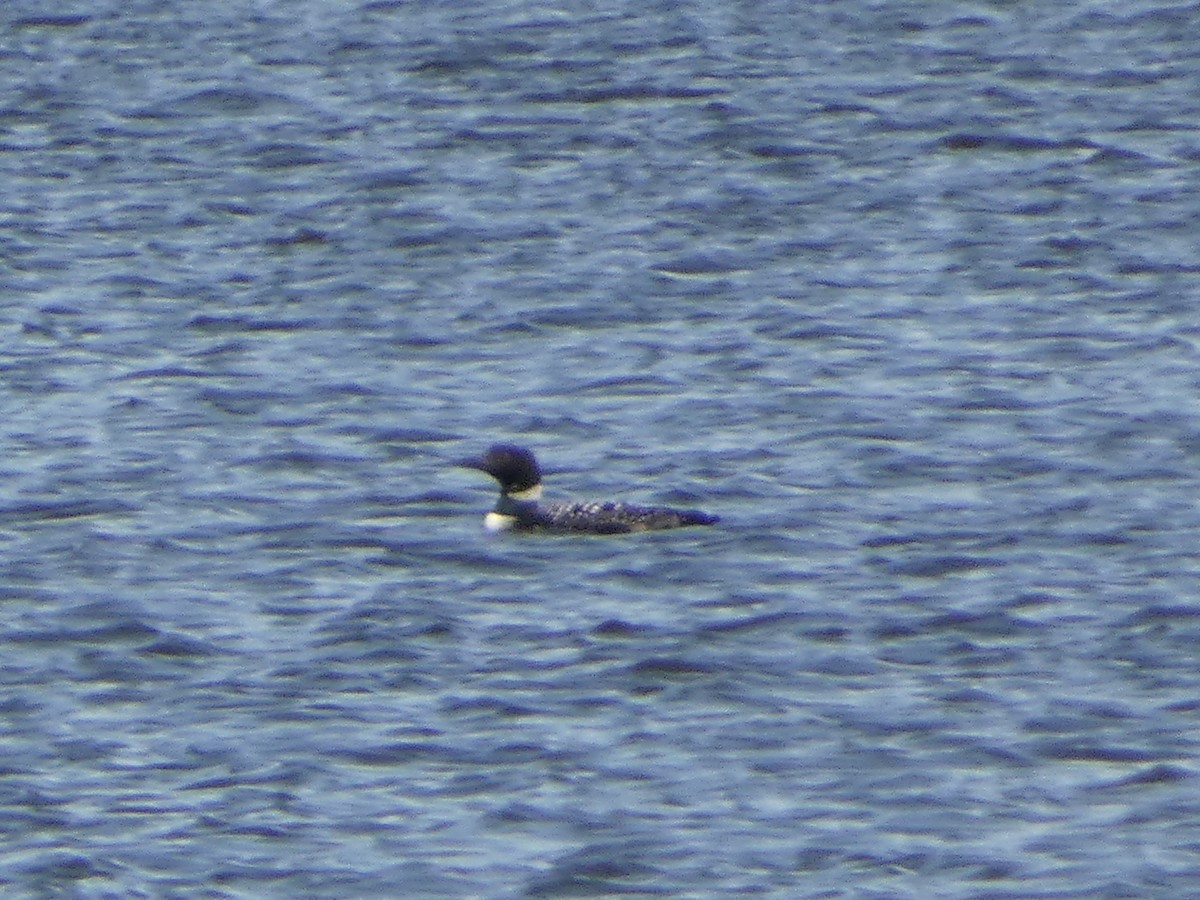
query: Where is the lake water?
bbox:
[2,1,1199,896]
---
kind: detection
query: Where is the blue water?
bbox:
[3,1,1200,896]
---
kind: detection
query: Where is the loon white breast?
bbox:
[457,443,719,534]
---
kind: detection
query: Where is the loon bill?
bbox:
[457,443,719,534]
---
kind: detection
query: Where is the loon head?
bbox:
[458,443,543,499]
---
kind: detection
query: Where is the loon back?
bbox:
[458,444,719,535]
[501,497,718,534]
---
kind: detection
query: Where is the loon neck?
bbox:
[494,489,540,518]
[506,484,543,501]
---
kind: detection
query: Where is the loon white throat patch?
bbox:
[484,512,517,531]
[507,484,543,501]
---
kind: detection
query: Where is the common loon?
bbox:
[458,444,719,534]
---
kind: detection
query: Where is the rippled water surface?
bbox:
[3,1,1200,896]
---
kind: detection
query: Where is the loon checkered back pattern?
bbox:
[519,498,717,534]
[458,444,718,534]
